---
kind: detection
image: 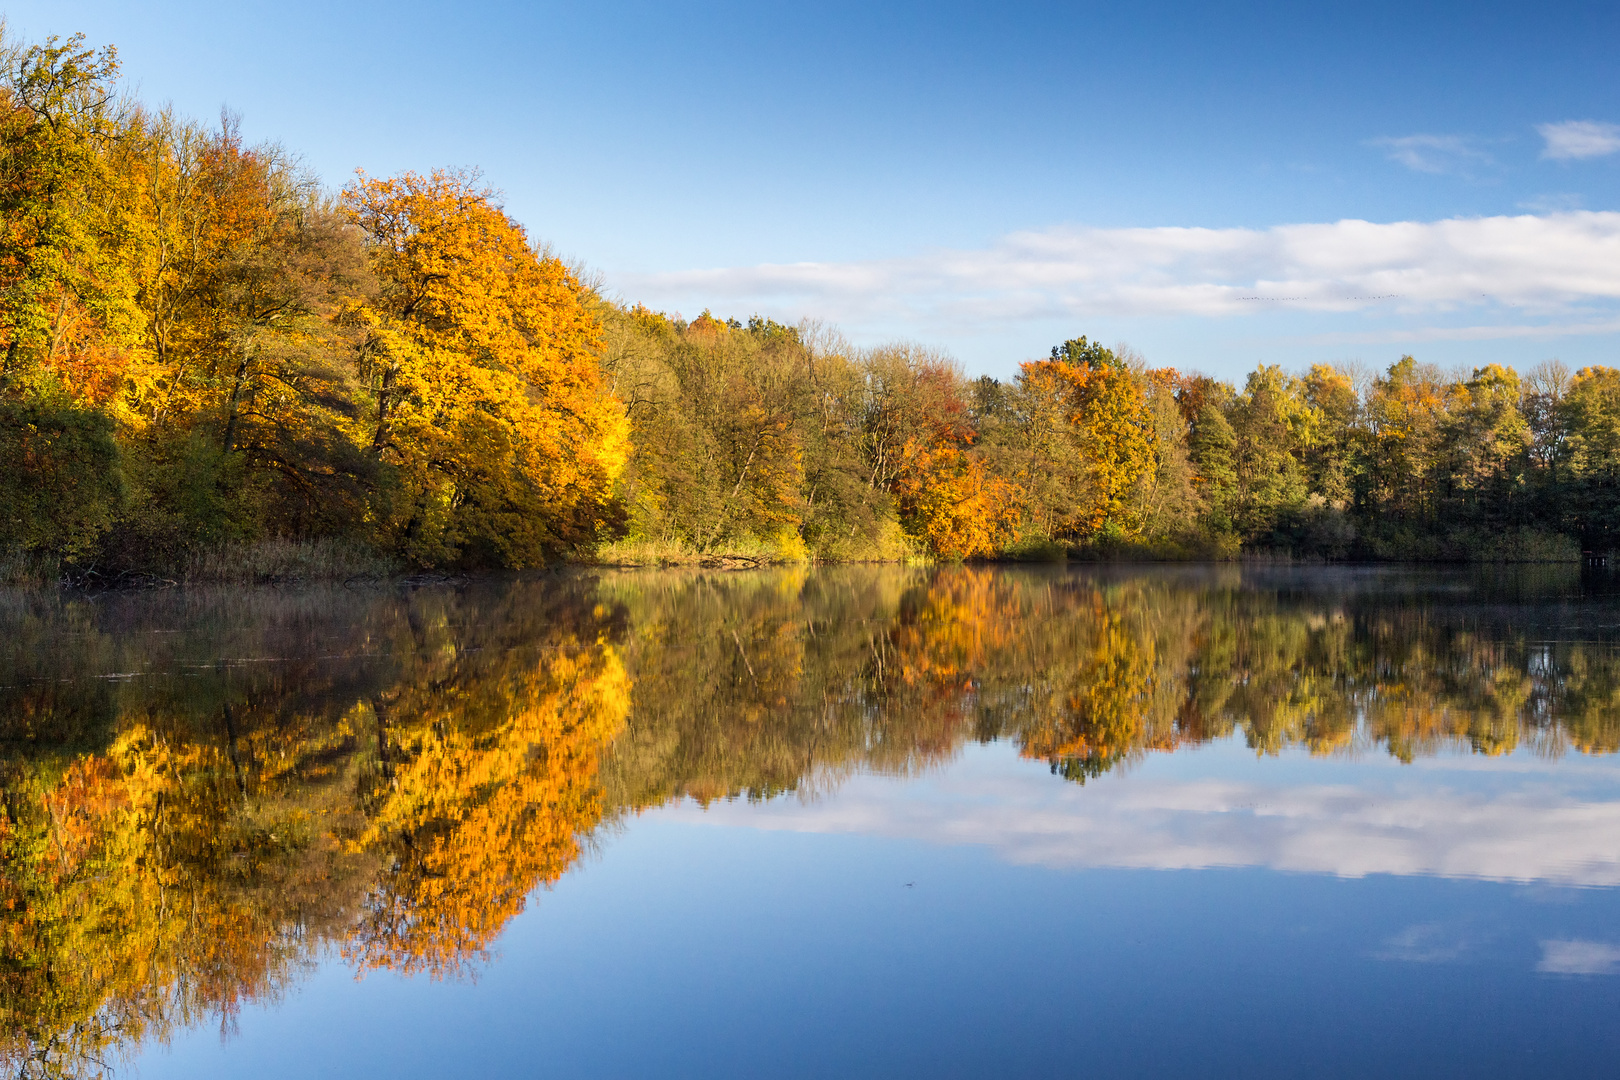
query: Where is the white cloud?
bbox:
[1371,134,1492,174]
[617,211,1620,330]
[1538,940,1620,975]
[1538,120,1620,161]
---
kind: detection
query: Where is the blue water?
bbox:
[139,738,1620,1079]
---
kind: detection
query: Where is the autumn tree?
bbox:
[599,307,901,560]
[107,118,380,554]
[0,32,140,563]
[1300,364,1360,508]
[1180,375,1239,537]
[978,362,1093,541]
[859,344,1020,558]
[1558,366,1620,550]
[1436,364,1531,526]
[344,169,628,567]
[1226,365,1314,540]
[1,22,1609,572]
[0,32,142,394]
[1363,355,1449,523]
[1012,337,1157,540]
[1128,365,1202,542]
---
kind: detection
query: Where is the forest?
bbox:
[4,29,1620,581]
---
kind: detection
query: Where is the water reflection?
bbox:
[2,565,1618,1075]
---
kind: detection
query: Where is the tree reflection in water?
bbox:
[2,565,1617,1076]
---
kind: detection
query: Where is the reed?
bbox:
[182,538,401,584]
[0,548,60,587]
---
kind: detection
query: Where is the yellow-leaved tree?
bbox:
[343,170,629,567]
[1016,337,1157,539]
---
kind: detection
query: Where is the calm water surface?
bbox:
[4,565,1620,1078]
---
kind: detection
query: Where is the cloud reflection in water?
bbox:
[660,741,1620,888]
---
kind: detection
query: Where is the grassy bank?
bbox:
[1,527,1590,590]
[595,520,927,568]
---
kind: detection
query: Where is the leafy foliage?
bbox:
[344,170,628,566]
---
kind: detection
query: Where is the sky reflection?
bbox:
[661,739,1620,886]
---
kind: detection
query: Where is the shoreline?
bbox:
[2,547,1594,592]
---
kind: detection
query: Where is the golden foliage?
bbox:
[344,170,629,566]
[1016,350,1157,538]
[891,438,1022,558]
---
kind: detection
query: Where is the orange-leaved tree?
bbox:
[113,115,379,544]
[860,345,1020,558]
[343,170,629,567]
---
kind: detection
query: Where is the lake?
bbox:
[4,564,1620,1078]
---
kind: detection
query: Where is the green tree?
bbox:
[0,390,122,560]
[1227,365,1312,541]
[1558,366,1620,550]
[1437,364,1530,527]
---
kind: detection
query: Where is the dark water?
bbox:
[4,565,1620,1078]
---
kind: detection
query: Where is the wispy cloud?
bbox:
[618,212,1620,331]
[1370,133,1493,175]
[1517,192,1585,213]
[1538,120,1620,161]
[1375,923,1476,964]
[1538,940,1620,975]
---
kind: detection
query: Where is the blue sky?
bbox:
[12,0,1620,379]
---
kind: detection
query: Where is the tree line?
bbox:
[4,29,1619,577]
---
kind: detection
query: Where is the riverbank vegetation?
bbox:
[3,28,1616,582]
